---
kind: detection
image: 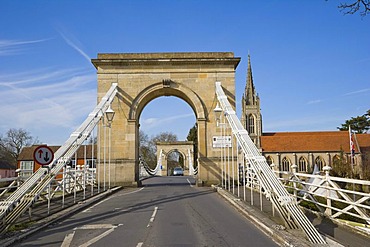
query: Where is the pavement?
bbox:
[215,185,370,247]
[0,183,369,247]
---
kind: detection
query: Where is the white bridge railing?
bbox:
[0,83,118,233]
[215,81,326,244]
[273,164,370,225]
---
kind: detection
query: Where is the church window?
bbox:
[248,114,255,134]
[266,156,273,166]
[281,157,290,171]
[315,156,325,171]
[298,156,307,172]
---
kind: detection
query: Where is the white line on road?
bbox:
[62,224,123,247]
[136,242,144,247]
[61,231,75,247]
[147,206,158,227]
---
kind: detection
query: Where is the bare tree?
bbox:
[139,131,178,169]
[0,128,38,165]
[338,0,370,16]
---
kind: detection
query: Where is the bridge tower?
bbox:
[92,52,240,186]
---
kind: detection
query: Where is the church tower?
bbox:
[241,54,262,148]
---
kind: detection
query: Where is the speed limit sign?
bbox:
[33,145,54,166]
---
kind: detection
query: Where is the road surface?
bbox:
[13,176,278,246]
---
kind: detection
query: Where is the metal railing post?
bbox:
[323,165,332,216]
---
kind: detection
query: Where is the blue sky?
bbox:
[0,1,369,145]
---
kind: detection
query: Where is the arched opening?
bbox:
[166,149,185,175]
[266,156,273,166]
[247,114,255,134]
[138,93,197,176]
[298,156,308,172]
[315,156,325,171]
[281,157,291,172]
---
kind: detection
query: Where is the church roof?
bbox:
[261,131,370,153]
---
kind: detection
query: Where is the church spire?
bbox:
[245,54,256,106]
[241,53,262,149]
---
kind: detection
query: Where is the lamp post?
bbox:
[214,103,226,188]
[213,103,222,127]
[105,105,115,189]
[105,105,115,127]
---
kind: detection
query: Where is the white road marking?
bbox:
[62,224,122,247]
[147,206,158,227]
[73,224,116,230]
[136,243,144,247]
[187,178,193,187]
[79,227,116,247]
[61,231,75,247]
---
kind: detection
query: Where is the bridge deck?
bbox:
[1,180,369,247]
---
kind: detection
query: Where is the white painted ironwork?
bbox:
[188,149,198,175]
[215,81,326,244]
[274,164,370,225]
[139,149,163,177]
[0,83,118,233]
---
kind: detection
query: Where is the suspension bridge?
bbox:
[0,52,369,246]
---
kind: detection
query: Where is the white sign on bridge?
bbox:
[212,136,232,148]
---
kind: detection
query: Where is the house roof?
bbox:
[261,131,370,153]
[0,160,16,170]
[17,145,97,161]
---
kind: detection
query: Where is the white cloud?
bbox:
[0,66,97,144]
[307,99,322,105]
[343,88,370,96]
[56,28,91,63]
[0,39,50,56]
[141,113,194,131]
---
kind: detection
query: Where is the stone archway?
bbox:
[156,141,194,176]
[92,52,240,186]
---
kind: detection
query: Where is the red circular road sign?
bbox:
[33,145,54,166]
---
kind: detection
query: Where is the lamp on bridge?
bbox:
[105,105,115,127]
[213,103,222,127]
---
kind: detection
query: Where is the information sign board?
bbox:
[212,136,232,148]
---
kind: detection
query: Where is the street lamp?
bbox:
[104,105,115,190]
[213,103,222,127]
[105,105,115,127]
[214,102,227,188]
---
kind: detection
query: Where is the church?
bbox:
[241,55,370,177]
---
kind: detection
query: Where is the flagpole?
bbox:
[349,125,355,201]
[349,126,354,173]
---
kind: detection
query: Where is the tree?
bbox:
[151,132,178,168]
[139,131,178,169]
[338,0,370,16]
[0,128,38,165]
[337,109,370,133]
[330,149,352,179]
[139,130,156,168]
[186,123,198,167]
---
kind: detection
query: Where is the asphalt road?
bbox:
[12,176,279,247]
